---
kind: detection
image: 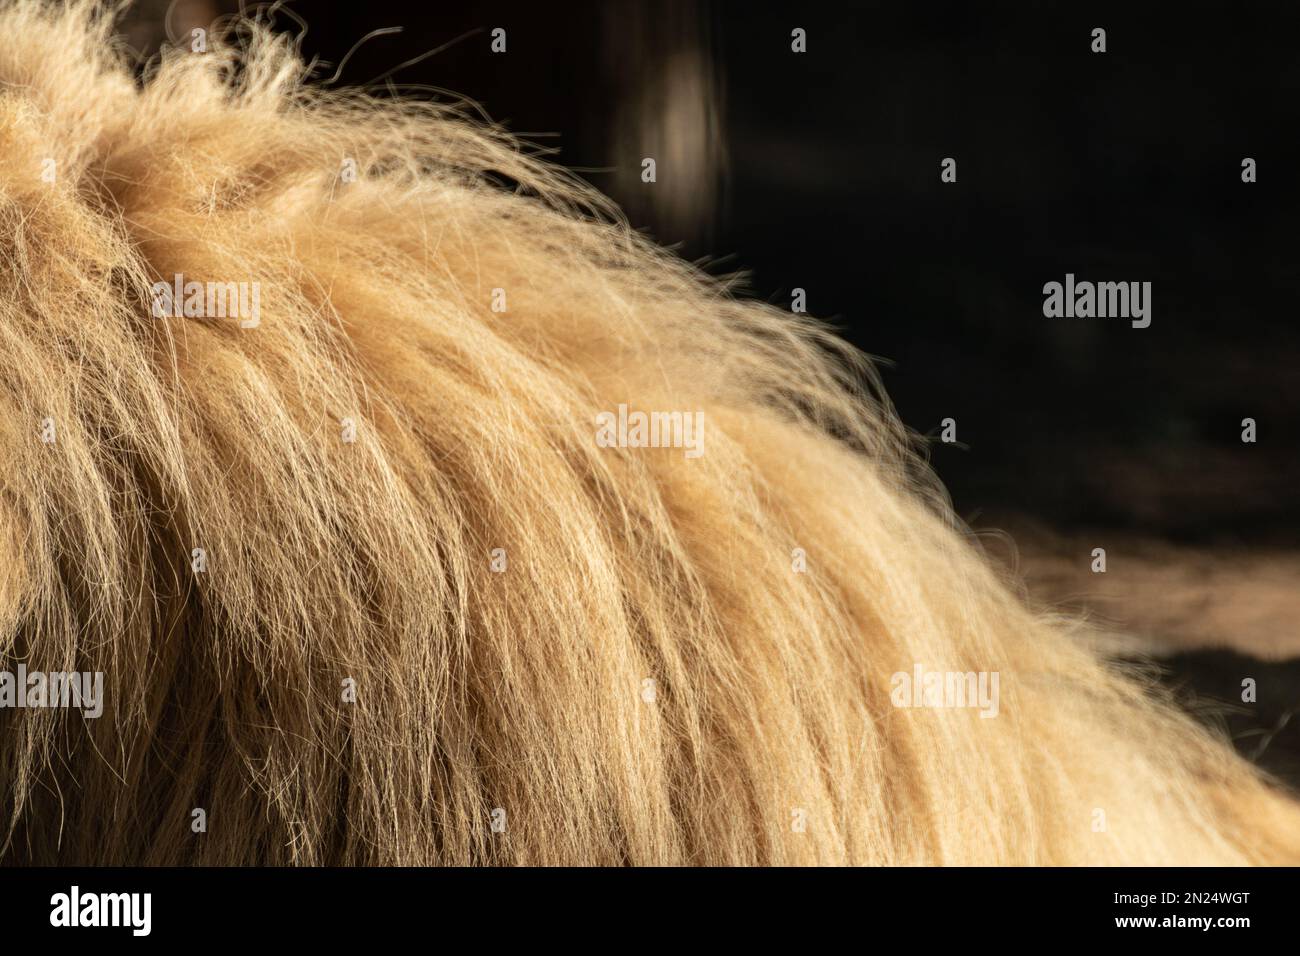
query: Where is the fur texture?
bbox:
[0,1,1296,865]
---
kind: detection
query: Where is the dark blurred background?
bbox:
[122,0,1299,782]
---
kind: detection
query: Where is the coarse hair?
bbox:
[0,0,1296,865]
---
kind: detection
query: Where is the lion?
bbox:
[0,0,1295,864]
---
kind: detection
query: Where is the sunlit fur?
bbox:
[0,1,1296,865]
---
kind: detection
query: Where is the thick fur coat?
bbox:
[0,1,1296,864]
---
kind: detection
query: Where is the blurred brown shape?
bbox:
[599,1,725,247]
[118,0,223,58]
[987,514,1300,661]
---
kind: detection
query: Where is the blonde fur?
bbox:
[0,1,1296,865]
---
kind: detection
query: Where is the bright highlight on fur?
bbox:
[0,1,1296,865]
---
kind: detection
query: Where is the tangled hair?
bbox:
[0,0,1296,866]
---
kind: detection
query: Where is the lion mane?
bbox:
[0,1,1295,864]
